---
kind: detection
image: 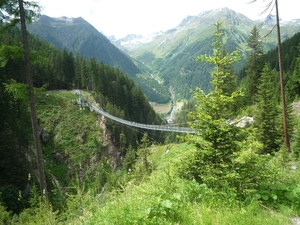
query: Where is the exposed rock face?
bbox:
[233,116,254,128]
[40,128,50,144]
[97,114,122,171]
[52,151,65,164]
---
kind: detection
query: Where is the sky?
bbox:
[38,0,299,39]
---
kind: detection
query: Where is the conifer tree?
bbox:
[137,133,151,172]
[287,45,300,99]
[18,0,48,200]
[250,0,290,151]
[184,21,243,186]
[254,65,281,154]
[245,26,264,104]
[1,0,47,200]
[292,121,300,159]
[122,145,136,172]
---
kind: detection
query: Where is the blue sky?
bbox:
[38,0,299,39]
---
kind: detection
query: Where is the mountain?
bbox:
[114,8,254,55]
[114,8,300,99]
[28,9,300,102]
[27,15,139,76]
[27,15,170,103]
[258,14,278,25]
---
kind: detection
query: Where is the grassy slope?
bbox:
[61,143,293,225]
[36,90,108,185]
[5,91,296,224]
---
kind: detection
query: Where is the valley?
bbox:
[27,8,300,105]
[150,100,185,122]
[112,8,300,101]
[2,2,300,224]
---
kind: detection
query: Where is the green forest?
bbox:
[1,1,300,224]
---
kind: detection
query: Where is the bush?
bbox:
[0,202,10,225]
[0,184,27,214]
[13,186,58,225]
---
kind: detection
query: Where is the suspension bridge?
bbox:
[74,90,195,134]
[91,105,195,134]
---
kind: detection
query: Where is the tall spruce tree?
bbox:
[18,0,48,200]
[254,65,281,154]
[0,0,47,200]
[245,26,264,104]
[292,121,300,159]
[287,45,300,99]
[183,21,243,186]
[137,133,151,172]
[250,0,290,151]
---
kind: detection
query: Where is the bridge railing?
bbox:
[91,106,195,134]
[73,90,195,134]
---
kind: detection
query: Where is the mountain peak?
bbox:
[122,33,143,41]
[178,15,195,27]
[196,7,251,26]
[37,15,89,28]
[197,7,233,17]
[261,14,278,25]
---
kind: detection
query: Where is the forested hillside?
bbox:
[27,15,171,103]
[28,10,300,102]
[0,23,165,214]
[2,2,300,224]
[1,25,163,126]
[27,15,140,76]
[119,8,300,100]
[263,32,300,101]
[176,30,300,124]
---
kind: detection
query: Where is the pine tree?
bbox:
[245,26,264,104]
[74,53,81,89]
[254,65,281,154]
[122,145,136,172]
[1,0,48,200]
[136,133,151,172]
[287,45,300,100]
[292,121,300,159]
[184,21,243,186]
[250,0,290,151]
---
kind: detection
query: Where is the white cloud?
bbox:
[38,0,299,39]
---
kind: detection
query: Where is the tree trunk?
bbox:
[275,0,290,152]
[18,0,48,200]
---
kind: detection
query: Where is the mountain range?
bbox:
[27,15,171,103]
[113,7,300,99]
[28,8,300,102]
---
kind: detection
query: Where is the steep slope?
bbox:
[28,15,140,76]
[27,15,170,103]
[36,91,121,184]
[117,8,300,99]
[124,8,252,58]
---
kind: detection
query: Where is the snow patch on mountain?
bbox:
[110,31,163,49]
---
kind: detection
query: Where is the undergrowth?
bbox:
[2,142,298,225]
[1,91,299,224]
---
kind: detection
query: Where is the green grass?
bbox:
[3,139,297,225]
[36,90,104,184]
[60,165,292,225]
[61,143,296,224]
[3,91,298,224]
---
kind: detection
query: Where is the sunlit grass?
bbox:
[7,91,296,225]
[58,143,293,225]
[64,162,291,225]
